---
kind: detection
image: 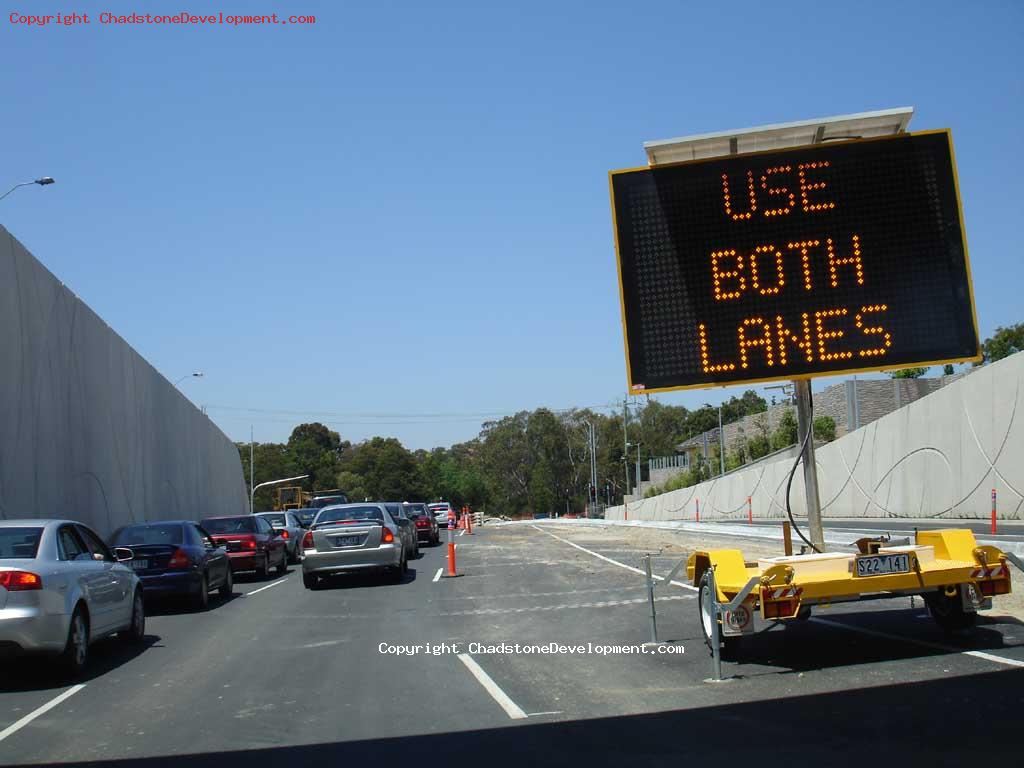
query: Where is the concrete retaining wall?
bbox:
[609,351,1024,522]
[0,226,247,536]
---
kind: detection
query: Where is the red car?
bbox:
[403,502,440,546]
[200,515,287,579]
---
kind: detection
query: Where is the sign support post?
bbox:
[794,379,825,552]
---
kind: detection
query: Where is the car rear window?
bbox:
[258,514,287,527]
[201,517,257,534]
[295,510,316,527]
[311,496,348,509]
[404,504,428,517]
[0,527,44,559]
[111,524,184,546]
[429,504,450,511]
[315,507,384,527]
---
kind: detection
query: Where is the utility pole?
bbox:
[249,426,254,514]
[794,379,825,551]
[623,397,631,512]
[718,406,726,476]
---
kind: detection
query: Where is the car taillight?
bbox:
[381,528,395,544]
[245,540,258,550]
[278,530,289,539]
[168,548,190,569]
[0,570,42,591]
[302,530,314,549]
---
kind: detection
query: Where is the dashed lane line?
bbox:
[0,685,86,744]
[433,568,443,582]
[244,577,289,596]
[457,654,528,720]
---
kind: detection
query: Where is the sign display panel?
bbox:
[609,131,980,392]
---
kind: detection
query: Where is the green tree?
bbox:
[979,323,1024,364]
[890,367,928,379]
[287,423,345,491]
[943,364,955,376]
[813,415,836,442]
[771,410,798,451]
[345,437,421,501]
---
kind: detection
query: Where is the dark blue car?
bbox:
[108,521,233,609]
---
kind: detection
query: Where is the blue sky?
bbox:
[3,0,1021,449]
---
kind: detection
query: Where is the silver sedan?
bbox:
[0,519,146,677]
[301,504,408,589]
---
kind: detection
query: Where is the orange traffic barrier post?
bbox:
[443,510,461,577]
[992,489,997,535]
[465,507,474,534]
[696,498,700,523]
[747,496,752,525]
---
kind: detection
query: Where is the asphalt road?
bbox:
[2,523,1023,767]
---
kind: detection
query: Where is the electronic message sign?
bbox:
[609,131,980,393]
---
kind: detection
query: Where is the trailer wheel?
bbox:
[924,589,976,633]
[698,571,742,660]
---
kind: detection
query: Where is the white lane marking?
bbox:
[460,529,466,537]
[245,577,289,596]
[300,640,343,649]
[457,654,528,720]
[0,684,86,744]
[531,525,697,591]
[433,568,443,583]
[527,711,563,717]
[810,617,1024,668]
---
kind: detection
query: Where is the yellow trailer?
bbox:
[687,529,1013,658]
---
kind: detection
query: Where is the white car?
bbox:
[428,502,455,525]
[0,519,146,677]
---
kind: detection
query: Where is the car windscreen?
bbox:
[111,524,184,546]
[0,527,44,559]
[311,496,347,509]
[403,504,428,517]
[258,514,287,527]
[314,507,384,527]
[201,517,258,534]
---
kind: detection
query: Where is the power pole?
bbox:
[794,380,825,551]
[718,405,726,476]
[249,426,255,514]
[623,397,630,506]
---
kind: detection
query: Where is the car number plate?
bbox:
[130,559,149,570]
[332,536,360,547]
[855,553,910,577]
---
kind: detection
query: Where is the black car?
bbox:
[108,521,233,608]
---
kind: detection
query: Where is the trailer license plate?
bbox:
[855,553,910,577]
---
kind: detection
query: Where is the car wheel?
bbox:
[61,606,89,677]
[698,571,741,661]
[194,575,210,610]
[256,554,269,580]
[120,590,146,644]
[303,572,319,590]
[219,567,234,599]
[277,550,288,576]
[925,589,977,632]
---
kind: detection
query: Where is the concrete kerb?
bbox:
[514,518,1024,557]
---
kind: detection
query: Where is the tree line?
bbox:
[237,391,771,516]
[238,329,1023,516]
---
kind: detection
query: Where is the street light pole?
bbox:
[250,474,309,515]
[0,177,55,202]
[174,371,204,386]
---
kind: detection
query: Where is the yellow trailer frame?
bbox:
[687,529,1012,642]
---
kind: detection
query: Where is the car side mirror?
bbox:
[114,547,134,562]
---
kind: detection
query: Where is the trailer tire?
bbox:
[698,571,742,660]
[924,589,976,633]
